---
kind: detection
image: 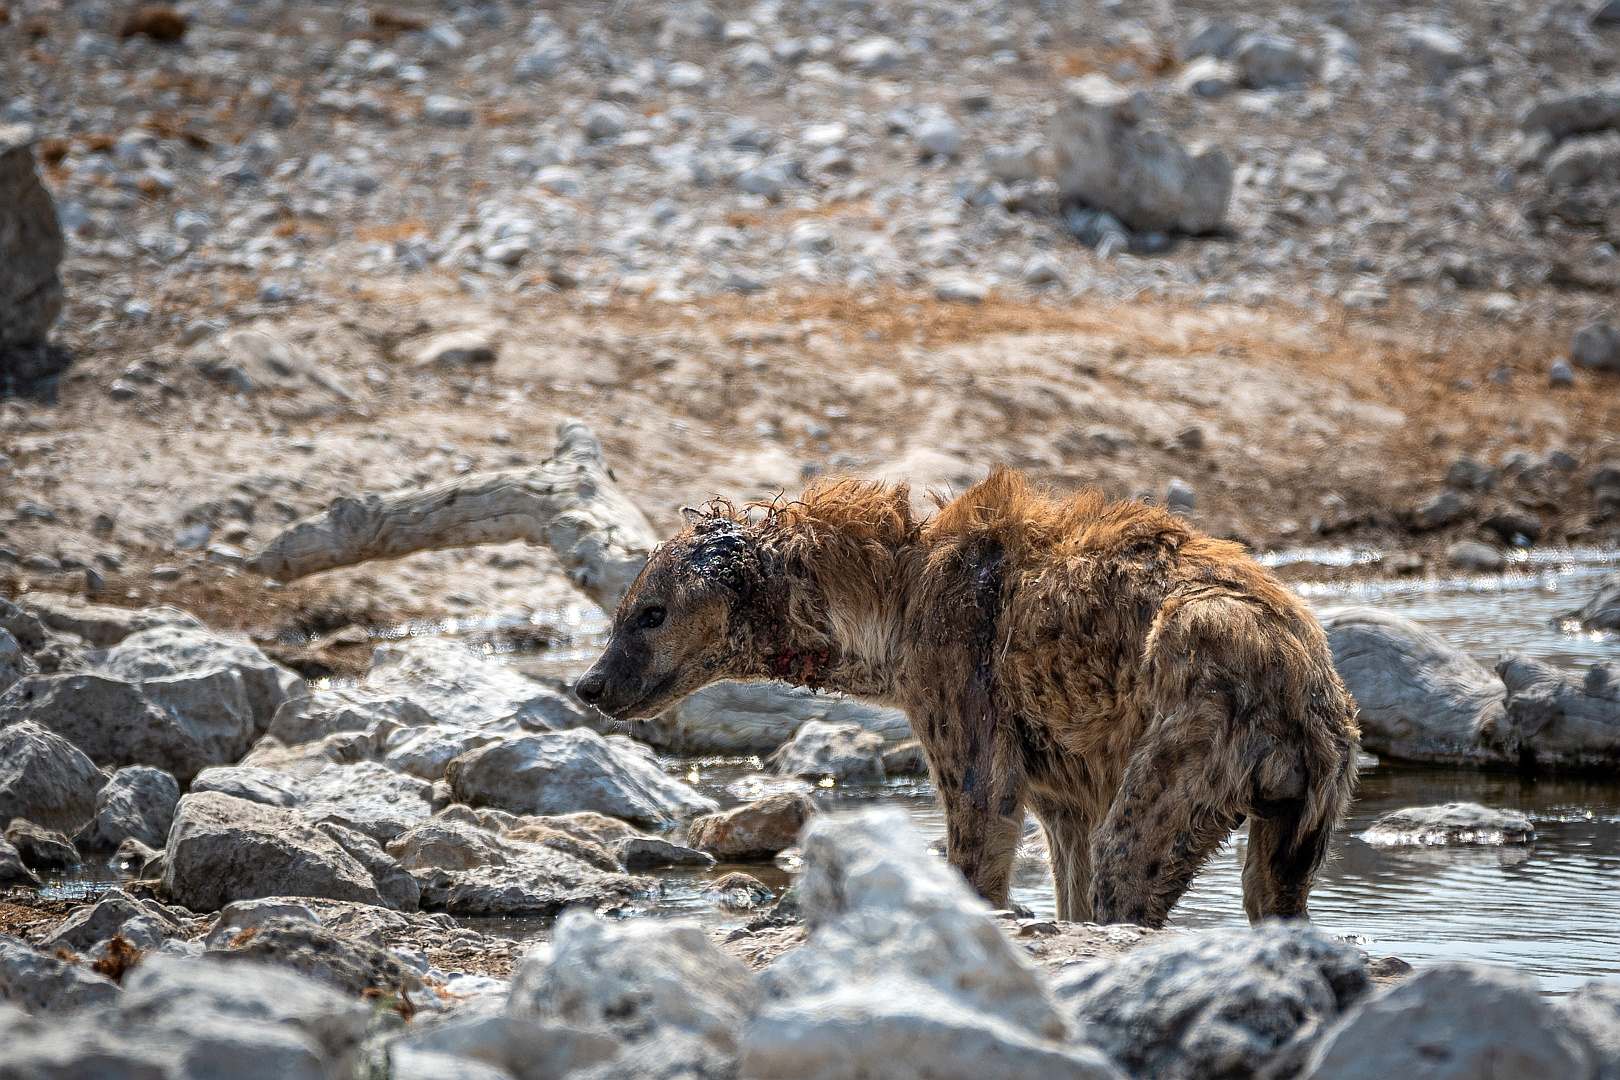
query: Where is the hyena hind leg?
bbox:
[1088,711,1246,928]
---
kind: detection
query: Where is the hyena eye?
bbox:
[638,606,666,630]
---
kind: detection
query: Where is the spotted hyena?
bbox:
[577,469,1359,926]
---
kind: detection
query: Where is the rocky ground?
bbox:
[1,0,1620,644]
[3,0,1620,1075]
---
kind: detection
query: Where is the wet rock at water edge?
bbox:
[3,818,77,870]
[1564,571,1620,630]
[0,838,40,885]
[14,594,202,648]
[1361,802,1535,846]
[769,719,887,783]
[688,792,815,860]
[1444,540,1504,573]
[73,764,181,852]
[445,727,717,827]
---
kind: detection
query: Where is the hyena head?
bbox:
[575,511,761,720]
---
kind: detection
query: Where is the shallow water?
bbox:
[40,550,1620,992]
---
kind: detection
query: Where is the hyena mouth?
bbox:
[607,669,684,721]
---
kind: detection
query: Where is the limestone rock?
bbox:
[0,125,65,363]
[0,669,256,784]
[204,896,322,948]
[96,624,304,735]
[0,599,46,653]
[192,764,303,807]
[15,594,202,648]
[316,821,420,911]
[267,687,436,746]
[0,629,35,696]
[209,915,423,995]
[413,329,496,367]
[688,793,814,860]
[1572,321,1620,373]
[446,728,717,827]
[1546,132,1620,188]
[295,760,436,842]
[1361,802,1534,846]
[386,726,504,781]
[1299,963,1592,1079]
[164,791,385,911]
[389,819,650,916]
[73,764,181,852]
[510,909,757,1060]
[1232,32,1318,89]
[769,720,886,782]
[40,891,180,953]
[1052,923,1371,1080]
[1519,82,1620,139]
[365,637,590,732]
[1052,75,1232,235]
[740,809,1121,1080]
[0,719,105,833]
[1321,608,1510,767]
[1495,654,1620,770]
[1444,539,1503,572]
[631,680,913,755]
[0,934,120,1013]
[387,1008,619,1080]
[1560,981,1620,1080]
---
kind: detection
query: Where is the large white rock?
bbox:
[164,791,385,911]
[510,909,757,1073]
[386,726,504,781]
[0,719,105,833]
[295,760,435,842]
[629,680,913,755]
[1051,75,1232,235]
[1052,924,1371,1080]
[1299,963,1593,1080]
[446,728,716,827]
[267,687,437,746]
[364,637,590,732]
[740,809,1121,1080]
[0,668,255,784]
[95,624,304,735]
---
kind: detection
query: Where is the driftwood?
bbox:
[1563,571,1620,631]
[1323,607,1620,772]
[248,421,660,614]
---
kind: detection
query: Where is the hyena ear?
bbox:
[681,506,704,525]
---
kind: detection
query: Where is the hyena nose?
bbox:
[576,672,606,705]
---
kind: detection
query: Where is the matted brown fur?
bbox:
[579,469,1360,926]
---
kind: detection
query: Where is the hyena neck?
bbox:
[737,516,920,703]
